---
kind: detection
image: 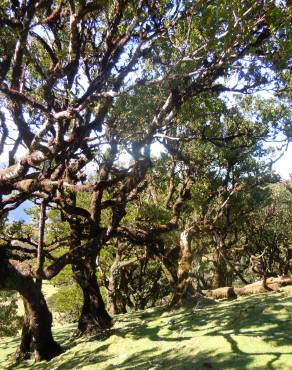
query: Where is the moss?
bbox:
[1,286,291,369]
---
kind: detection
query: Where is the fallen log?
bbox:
[235,276,292,296]
[201,276,292,299]
[202,287,237,299]
[241,276,292,288]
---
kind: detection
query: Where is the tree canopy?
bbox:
[0,0,291,364]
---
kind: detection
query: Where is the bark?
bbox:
[14,300,32,362]
[73,258,112,334]
[68,195,112,334]
[107,254,127,316]
[36,199,47,291]
[212,232,233,288]
[262,273,271,291]
[22,294,61,362]
[0,260,61,362]
[202,276,292,298]
[108,292,127,316]
[202,287,237,299]
[170,228,193,305]
[214,249,229,288]
[154,253,178,288]
[235,276,292,296]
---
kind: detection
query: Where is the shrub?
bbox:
[0,291,22,337]
[48,283,83,323]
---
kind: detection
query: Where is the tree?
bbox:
[0,0,291,361]
[243,182,292,277]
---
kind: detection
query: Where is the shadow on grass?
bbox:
[53,324,77,346]
[0,336,20,350]
[102,348,262,370]
[109,335,290,369]
[166,289,292,346]
[103,289,291,369]
[2,288,291,370]
[30,344,111,370]
[115,322,192,342]
[0,336,20,370]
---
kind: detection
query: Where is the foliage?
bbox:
[243,181,292,275]
[50,264,73,287]
[0,291,22,337]
[0,0,291,360]
[48,283,82,323]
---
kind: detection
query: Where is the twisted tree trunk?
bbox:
[0,260,61,362]
[107,254,127,316]
[73,257,112,335]
[170,228,194,305]
[214,249,229,288]
[15,300,32,362]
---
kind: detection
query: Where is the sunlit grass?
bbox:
[1,286,291,370]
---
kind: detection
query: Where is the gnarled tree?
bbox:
[0,0,291,361]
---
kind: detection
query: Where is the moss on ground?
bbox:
[1,286,292,370]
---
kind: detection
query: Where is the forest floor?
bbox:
[1,286,292,370]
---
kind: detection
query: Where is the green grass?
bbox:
[1,286,292,370]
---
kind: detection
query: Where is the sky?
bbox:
[272,143,292,179]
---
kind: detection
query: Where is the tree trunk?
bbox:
[214,249,229,288]
[21,294,61,362]
[35,199,47,291]
[212,232,233,288]
[170,228,193,305]
[73,259,112,335]
[108,293,127,316]
[154,253,178,288]
[107,257,127,316]
[0,261,61,362]
[14,300,32,362]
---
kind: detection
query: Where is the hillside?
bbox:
[1,286,292,370]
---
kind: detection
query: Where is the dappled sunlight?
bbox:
[1,286,291,369]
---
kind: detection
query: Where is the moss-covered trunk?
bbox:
[73,259,112,334]
[0,260,61,362]
[14,300,32,362]
[170,229,194,305]
[107,263,127,316]
[19,293,61,361]
[214,249,229,288]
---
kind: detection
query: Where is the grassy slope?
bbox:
[1,286,292,370]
